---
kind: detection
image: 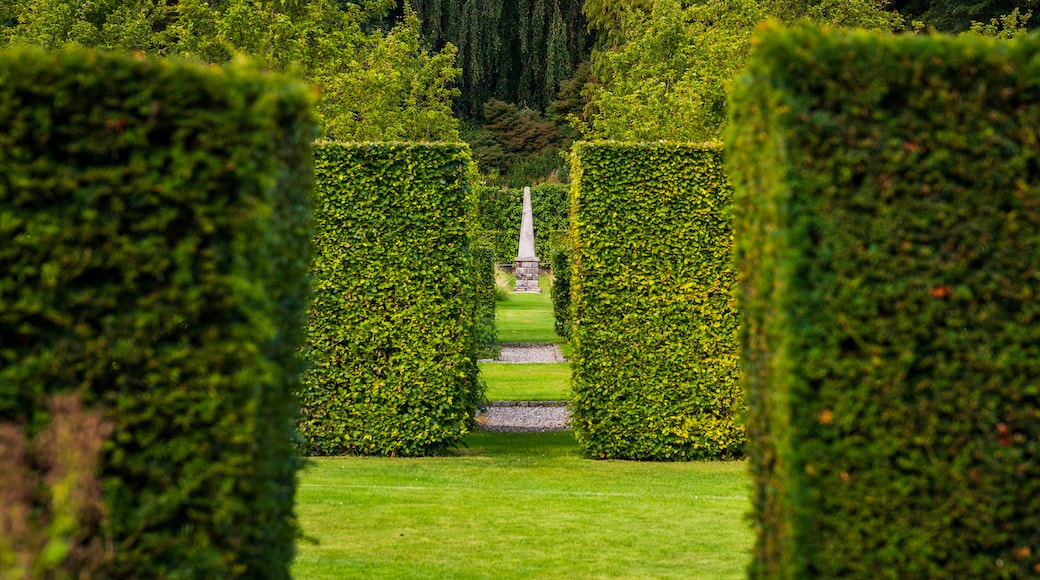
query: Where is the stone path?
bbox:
[480,342,566,364]
[476,401,570,432]
[477,342,571,432]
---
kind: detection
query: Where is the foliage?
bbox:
[315,7,462,141]
[727,23,1040,578]
[300,142,484,457]
[889,0,1039,32]
[550,232,573,339]
[966,7,1033,38]
[582,0,655,44]
[473,244,499,359]
[0,0,461,141]
[0,47,315,577]
[569,142,744,460]
[475,184,570,264]
[0,394,111,579]
[578,0,899,142]
[408,0,590,114]
[470,98,568,183]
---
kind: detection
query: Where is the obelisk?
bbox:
[513,186,541,293]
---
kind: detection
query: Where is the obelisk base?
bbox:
[513,257,541,293]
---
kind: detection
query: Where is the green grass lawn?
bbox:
[496,273,561,344]
[293,431,753,579]
[479,362,571,400]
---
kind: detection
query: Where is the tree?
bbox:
[0,0,462,141]
[408,0,590,115]
[889,0,1038,32]
[578,0,901,142]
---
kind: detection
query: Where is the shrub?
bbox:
[727,23,1040,578]
[0,394,111,579]
[299,142,485,457]
[0,47,315,577]
[569,142,744,460]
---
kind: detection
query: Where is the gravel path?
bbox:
[476,402,571,432]
[478,343,571,431]
[481,343,566,363]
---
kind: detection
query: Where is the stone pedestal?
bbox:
[514,186,541,293]
[514,257,541,293]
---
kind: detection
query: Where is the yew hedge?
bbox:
[0,47,315,577]
[728,24,1040,578]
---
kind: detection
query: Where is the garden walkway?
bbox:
[477,343,571,432]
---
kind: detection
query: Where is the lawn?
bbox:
[495,272,561,344]
[293,431,753,579]
[478,362,571,400]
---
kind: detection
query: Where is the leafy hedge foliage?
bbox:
[473,243,499,358]
[300,142,484,457]
[475,183,569,264]
[727,24,1040,578]
[569,142,744,460]
[0,47,315,578]
[549,231,573,339]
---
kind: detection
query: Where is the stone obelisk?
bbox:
[513,186,541,293]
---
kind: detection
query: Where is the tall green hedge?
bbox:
[299,142,484,456]
[569,142,744,460]
[473,243,499,359]
[475,183,569,264]
[0,47,315,577]
[549,231,573,339]
[727,24,1040,578]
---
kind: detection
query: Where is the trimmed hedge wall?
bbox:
[549,231,572,339]
[473,243,499,359]
[299,142,484,456]
[0,48,315,577]
[727,24,1040,578]
[569,142,744,460]
[475,183,569,264]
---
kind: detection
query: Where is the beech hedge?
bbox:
[0,47,315,577]
[299,142,484,457]
[473,243,499,359]
[569,142,744,460]
[727,24,1040,578]
[549,231,572,339]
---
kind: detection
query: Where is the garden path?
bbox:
[477,342,571,432]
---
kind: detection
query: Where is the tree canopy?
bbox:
[1,0,462,141]
[577,0,902,143]
[409,0,590,116]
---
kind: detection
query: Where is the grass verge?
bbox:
[294,431,752,579]
[496,272,561,344]
[479,362,571,400]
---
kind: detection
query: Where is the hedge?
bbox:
[569,142,744,460]
[727,24,1040,578]
[549,230,572,339]
[475,183,569,264]
[473,243,499,359]
[0,47,315,577]
[299,142,484,457]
